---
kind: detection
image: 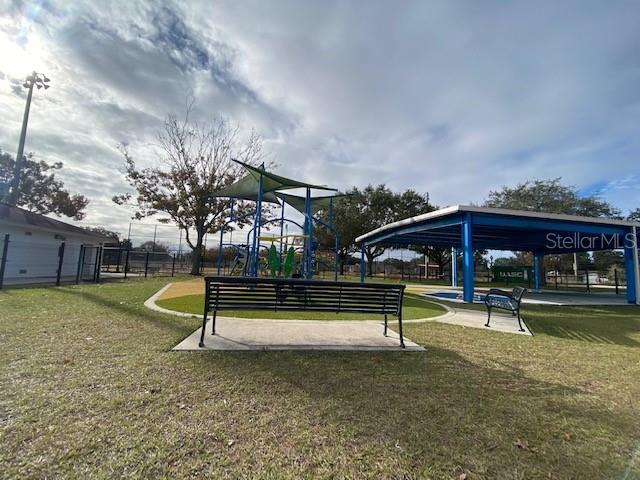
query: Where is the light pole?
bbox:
[5,71,50,205]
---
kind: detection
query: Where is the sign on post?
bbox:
[492,266,532,285]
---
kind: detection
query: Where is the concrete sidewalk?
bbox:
[173,317,425,351]
[428,309,532,335]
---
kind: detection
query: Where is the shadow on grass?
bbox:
[181,345,636,477]
[523,305,640,348]
[58,285,196,338]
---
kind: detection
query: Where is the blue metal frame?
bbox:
[451,247,458,287]
[217,209,256,275]
[533,253,541,290]
[304,187,313,279]
[461,213,474,303]
[358,208,640,304]
[313,216,340,282]
[247,166,265,278]
[360,243,366,283]
[624,234,637,304]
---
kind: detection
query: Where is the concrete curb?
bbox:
[144,283,200,318]
[145,283,529,335]
[144,283,455,324]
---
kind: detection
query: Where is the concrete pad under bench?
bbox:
[432,309,532,335]
[173,317,424,351]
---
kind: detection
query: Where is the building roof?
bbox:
[356,205,640,253]
[0,203,112,242]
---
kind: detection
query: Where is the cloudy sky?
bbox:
[1,0,639,243]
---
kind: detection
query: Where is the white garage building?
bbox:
[0,203,112,287]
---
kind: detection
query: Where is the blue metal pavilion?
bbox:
[356,205,640,304]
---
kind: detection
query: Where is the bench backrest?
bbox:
[204,276,405,315]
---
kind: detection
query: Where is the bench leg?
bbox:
[198,311,208,348]
[211,310,217,335]
[516,309,525,332]
[398,314,405,348]
[485,307,491,327]
[384,314,388,336]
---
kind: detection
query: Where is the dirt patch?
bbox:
[158,279,204,300]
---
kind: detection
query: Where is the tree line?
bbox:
[2,104,638,277]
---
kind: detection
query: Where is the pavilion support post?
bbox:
[461,213,474,303]
[533,253,541,290]
[451,247,458,288]
[624,226,639,304]
[359,243,365,283]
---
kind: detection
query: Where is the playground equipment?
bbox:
[259,234,306,278]
[210,160,344,280]
[228,245,249,276]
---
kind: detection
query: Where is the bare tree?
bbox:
[113,100,266,275]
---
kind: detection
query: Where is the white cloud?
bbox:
[1,0,639,244]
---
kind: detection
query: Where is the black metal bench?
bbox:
[200,276,406,348]
[484,286,527,332]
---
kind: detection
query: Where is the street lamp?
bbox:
[4,71,50,205]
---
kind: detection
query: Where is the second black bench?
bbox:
[484,286,527,332]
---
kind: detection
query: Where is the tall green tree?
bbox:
[592,250,623,271]
[360,185,396,275]
[0,150,89,220]
[84,226,120,241]
[484,178,621,217]
[361,186,434,276]
[315,188,364,275]
[410,245,451,278]
[113,101,265,275]
[317,185,433,276]
[485,178,621,280]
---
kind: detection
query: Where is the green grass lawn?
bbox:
[156,293,446,320]
[1,278,640,479]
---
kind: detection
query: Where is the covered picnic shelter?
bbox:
[356,205,640,304]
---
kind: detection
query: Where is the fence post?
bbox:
[585,269,590,293]
[56,241,66,286]
[95,246,103,283]
[0,234,9,290]
[614,268,619,295]
[124,249,130,279]
[144,251,150,278]
[75,245,84,285]
[92,246,100,282]
[115,248,122,273]
[171,253,176,277]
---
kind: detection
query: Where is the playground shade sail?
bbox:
[276,192,350,215]
[209,160,337,202]
[209,174,281,203]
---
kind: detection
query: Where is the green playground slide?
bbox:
[283,247,296,278]
[268,244,281,277]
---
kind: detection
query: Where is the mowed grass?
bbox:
[156,293,446,320]
[0,278,639,479]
